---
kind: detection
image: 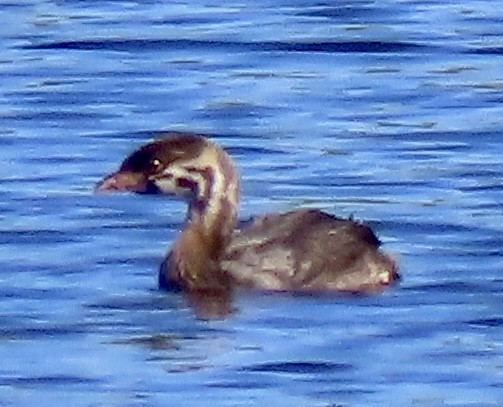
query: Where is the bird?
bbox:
[96,132,399,298]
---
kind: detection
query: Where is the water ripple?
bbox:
[24,39,433,54]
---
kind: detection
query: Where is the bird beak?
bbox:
[95,171,150,193]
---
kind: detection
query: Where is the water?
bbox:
[1,1,502,406]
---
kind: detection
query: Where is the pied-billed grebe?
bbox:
[96,132,399,295]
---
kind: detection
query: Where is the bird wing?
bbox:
[222,209,383,290]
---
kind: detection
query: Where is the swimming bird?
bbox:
[96,133,399,297]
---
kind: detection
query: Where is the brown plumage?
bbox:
[96,132,399,297]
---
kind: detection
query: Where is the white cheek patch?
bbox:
[152,166,205,199]
[152,167,180,194]
[211,167,225,201]
[153,175,178,194]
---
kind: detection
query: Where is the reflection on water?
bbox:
[1,0,502,406]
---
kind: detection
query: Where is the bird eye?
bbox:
[151,158,162,171]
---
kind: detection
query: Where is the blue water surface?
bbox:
[1,1,502,406]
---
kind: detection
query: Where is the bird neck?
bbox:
[160,141,240,293]
[184,144,240,257]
